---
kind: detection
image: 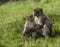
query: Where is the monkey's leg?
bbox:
[42,25,51,38]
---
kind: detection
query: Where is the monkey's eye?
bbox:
[34,9,36,12]
[36,11,39,13]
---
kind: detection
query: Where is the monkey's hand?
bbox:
[34,24,44,29]
[33,25,41,30]
[39,24,44,29]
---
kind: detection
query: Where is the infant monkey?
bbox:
[23,14,42,39]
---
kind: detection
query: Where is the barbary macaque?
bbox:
[34,7,52,38]
[23,14,41,39]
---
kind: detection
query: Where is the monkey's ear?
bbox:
[34,7,43,12]
[40,8,43,12]
[29,14,33,18]
[34,7,37,11]
[26,14,33,18]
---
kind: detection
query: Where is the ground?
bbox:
[0,0,60,47]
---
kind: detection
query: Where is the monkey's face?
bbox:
[26,14,34,22]
[34,7,43,17]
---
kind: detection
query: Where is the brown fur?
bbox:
[34,7,52,38]
[23,14,41,39]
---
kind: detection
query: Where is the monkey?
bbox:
[42,25,52,38]
[23,14,42,39]
[33,7,52,38]
[31,29,43,39]
[23,14,34,38]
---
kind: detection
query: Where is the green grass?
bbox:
[0,0,60,47]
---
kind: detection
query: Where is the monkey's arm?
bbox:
[44,16,52,28]
[23,22,29,34]
[39,16,47,29]
[38,20,44,29]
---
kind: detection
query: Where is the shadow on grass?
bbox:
[0,43,5,47]
[0,0,9,5]
[52,28,60,38]
[48,14,60,38]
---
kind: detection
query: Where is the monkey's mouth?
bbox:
[34,13,40,17]
[34,15,40,17]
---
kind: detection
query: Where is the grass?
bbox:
[0,0,60,47]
